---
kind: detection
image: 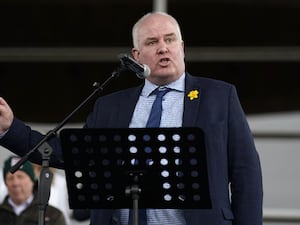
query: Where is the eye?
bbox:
[147,40,156,46]
[165,38,173,43]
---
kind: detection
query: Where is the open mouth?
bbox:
[159,58,170,66]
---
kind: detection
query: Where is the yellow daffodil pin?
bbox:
[188,90,199,100]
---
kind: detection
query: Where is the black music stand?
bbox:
[60,127,211,218]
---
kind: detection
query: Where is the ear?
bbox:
[131,48,140,61]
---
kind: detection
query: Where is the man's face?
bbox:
[5,171,34,205]
[132,14,185,85]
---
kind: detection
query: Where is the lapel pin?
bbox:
[187,90,199,100]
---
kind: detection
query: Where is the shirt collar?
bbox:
[142,72,185,97]
[8,194,34,215]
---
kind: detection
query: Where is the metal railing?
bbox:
[264,208,300,222]
[254,131,300,223]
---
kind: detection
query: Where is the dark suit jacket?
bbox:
[0,73,263,225]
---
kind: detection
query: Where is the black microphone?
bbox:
[118,53,151,79]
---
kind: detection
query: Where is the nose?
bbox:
[157,41,168,54]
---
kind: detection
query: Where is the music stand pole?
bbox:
[37,142,53,225]
[125,172,144,225]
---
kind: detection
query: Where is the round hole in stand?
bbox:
[128,134,137,142]
[75,171,83,178]
[172,134,181,141]
[164,194,172,201]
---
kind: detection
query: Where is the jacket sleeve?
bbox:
[227,86,263,225]
[0,117,65,169]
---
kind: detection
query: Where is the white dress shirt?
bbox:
[119,73,186,225]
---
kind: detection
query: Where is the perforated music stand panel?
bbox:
[60,127,211,209]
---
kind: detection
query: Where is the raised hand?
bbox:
[0,97,14,134]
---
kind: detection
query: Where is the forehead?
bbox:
[138,15,178,38]
[6,170,30,179]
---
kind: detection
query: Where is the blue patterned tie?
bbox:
[128,88,170,225]
[146,88,170,128]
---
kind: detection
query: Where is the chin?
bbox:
[154,68,176,77]
[150,74,177,85]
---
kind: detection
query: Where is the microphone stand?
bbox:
[10,65,126,225]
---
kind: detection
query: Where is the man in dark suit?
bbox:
[0,12,262,225]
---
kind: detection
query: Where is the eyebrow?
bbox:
[146,33,176,41]
[165,33,176,37]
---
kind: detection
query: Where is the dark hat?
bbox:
[3,155,36,183]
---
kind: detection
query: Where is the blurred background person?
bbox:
[0,155,66,225]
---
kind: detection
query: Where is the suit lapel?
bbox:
[183,74,202,127]
[117,85,143,127]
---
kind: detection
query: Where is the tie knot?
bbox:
[152,87,170,98]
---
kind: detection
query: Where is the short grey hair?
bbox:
[132,12,183,49]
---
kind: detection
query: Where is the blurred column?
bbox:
[153,0,168,12]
